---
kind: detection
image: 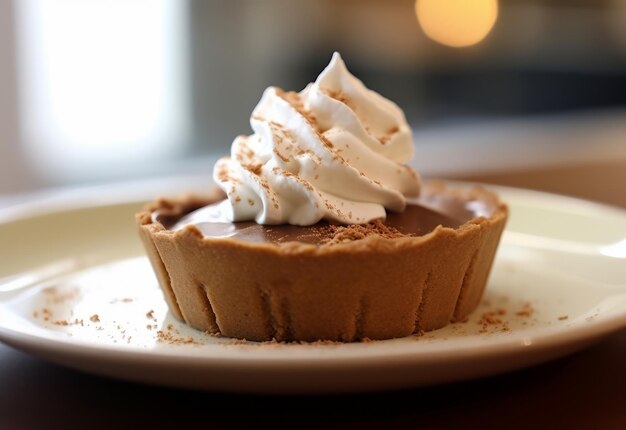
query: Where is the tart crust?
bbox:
[136,182,508,342]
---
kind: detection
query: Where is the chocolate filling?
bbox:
[155,195,488,245]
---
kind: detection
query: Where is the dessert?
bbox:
[136,53,507,342]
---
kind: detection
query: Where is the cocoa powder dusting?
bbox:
[477,309,510,333]
[156,324,199,345]
[515,302,534,317]
[325,89,351,107]
[318,219,409,245]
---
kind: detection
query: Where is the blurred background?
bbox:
[1,0,625,206]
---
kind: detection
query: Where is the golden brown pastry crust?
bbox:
[136,183,507,342]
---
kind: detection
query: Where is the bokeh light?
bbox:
[415,0,498,48]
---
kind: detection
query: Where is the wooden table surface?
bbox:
[1,161,625,428]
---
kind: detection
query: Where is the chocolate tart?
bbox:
[136,182,507,342]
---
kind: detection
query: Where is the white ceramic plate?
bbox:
[1,181,625,394]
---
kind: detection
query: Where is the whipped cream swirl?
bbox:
[212,52,420,226]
